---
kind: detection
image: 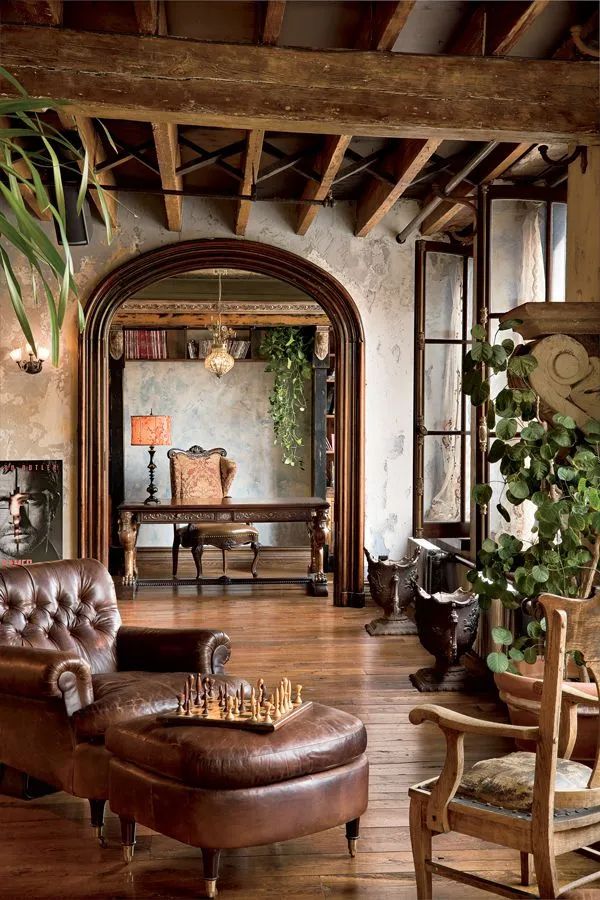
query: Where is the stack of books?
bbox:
[125,330,168,360]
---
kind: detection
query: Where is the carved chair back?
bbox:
[532,592,600,824]
[0,559,121,674]
[168,446,237,502]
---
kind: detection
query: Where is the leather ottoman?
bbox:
[106,702,369,897]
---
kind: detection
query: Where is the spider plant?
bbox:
[0,66,113,364]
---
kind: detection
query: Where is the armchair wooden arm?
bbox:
[409,705,540,834]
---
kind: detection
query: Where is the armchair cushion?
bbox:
[0,644,93,708]
[457,751,592,812]
[72,671,250,742]
[116,627,231,674]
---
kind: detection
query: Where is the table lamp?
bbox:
[131,410,172,504]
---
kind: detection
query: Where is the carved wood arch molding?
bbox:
[79,239,365,607]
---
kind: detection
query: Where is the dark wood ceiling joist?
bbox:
[3,26,597,145]
[261,0,286,45]
[355,139,442,237]
[356,1,416,51]
[296,136,351,235]
[152,122,182,231]
[449,0,550,56]
[235,129,264,236]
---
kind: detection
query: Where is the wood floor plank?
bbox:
[0,582,596,897]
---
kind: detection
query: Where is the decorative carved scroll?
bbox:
[529,334,600,428]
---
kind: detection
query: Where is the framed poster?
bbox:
[0,460,63,566]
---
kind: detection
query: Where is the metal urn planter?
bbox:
[364,548,420,636]
[410,585,480,692]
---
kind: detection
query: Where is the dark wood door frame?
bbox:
[79,239,365,607]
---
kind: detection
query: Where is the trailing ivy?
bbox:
[463,319,600,673]
[260,326,313,468]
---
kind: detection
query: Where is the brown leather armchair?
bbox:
[0,558,234,840]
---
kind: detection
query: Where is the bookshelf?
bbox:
[122,326,265,362]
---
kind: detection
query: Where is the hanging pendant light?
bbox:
[205,273,235,378]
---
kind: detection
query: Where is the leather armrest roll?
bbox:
[0,645,93,713]
[116,627,232,674]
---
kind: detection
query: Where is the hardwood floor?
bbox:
[0,576,596,898]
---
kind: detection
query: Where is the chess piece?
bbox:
[176,693,184,715]
[239,684,245,714]
[249,699,258,723]
[207,677,215,699]
[225,697,235,721]
[263,702,273,724]
[257,678,265,705]
[202,690,210,718]
[234,695,240,716]
[293,684,303,706]
[273,688,282,720]
[285,678,292,711]
[195,674,201,707]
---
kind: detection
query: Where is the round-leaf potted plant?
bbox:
[463,319,600,759]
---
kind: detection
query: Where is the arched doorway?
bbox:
[79,239,365,607]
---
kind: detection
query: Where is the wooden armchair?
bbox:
[168,445,260,579]
[408,591,600,899]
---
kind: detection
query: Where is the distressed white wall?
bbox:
[0,194,422,562]
[123,360,312,546]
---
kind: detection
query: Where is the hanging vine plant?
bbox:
[0,66,113,364]
[260,326,313,468]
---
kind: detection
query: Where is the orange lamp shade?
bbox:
[131,414,172,447]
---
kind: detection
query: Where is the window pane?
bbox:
[551,202,567,302]
[424,343,462,431]
[425,252,465,339]
[489,200,547,312]
[424,435,463,523]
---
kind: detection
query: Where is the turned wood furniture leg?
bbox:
[118,511,139,586]
[520,851,531,886]
[410,796,433,900]
[89,799,106,846]
[172,529,180,579]
[307,508,330,596]
[201,848,221,899]
[251,541,260,578]
[120,817,137,864]
[345,817,360,857]
[192,541,204,579]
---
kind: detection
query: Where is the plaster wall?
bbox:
[0,196,421,562]
[123,360,313,546]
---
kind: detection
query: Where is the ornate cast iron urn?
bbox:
[364,547,420,636]
[410,585,480,692]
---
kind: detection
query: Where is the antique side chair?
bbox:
[408,591,600,898]
[168,445,260,579]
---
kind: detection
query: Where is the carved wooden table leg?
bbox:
[118,511,139,587]
[308,509,330,596]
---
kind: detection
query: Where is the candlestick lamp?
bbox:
[131,411,172,504]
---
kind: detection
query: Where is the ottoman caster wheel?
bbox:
[204,878,218,898]
[346,817,360,858]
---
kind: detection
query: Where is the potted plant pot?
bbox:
[495,661,599,763]
[364,547,419,636]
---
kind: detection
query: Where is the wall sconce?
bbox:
[9,344,50,374]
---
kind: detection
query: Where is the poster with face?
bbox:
[0,461,63,566]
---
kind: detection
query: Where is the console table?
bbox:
[117,497,330,596]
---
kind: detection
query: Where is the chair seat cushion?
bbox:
[105,702,367,790]
[177,523,258,547]
[457,751,593,812]
[73,672,248,742]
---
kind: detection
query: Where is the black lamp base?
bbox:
[144,445,160,504]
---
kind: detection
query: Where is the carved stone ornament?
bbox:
[109,326,124,360]
[410,586,480,692]
[529,334,600,429]
[364,547,420,636]
[314,328,330,361]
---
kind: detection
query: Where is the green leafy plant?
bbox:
[0,66,113,364]
[463,319,600,674]
[260,326,312,468]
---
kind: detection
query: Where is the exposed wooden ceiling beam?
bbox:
[449,1,550,56]
[261,1,286,45]
[133,0,166,36]
[235,129,264,237]
[296,136,351,236]
[419,143,533,236]
[57,112,118,229]
[152,123,182,231]
[355,139,442,237]
[356,1,416,51]
[3,26,598,144]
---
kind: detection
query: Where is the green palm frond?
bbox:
[0,66,113,364]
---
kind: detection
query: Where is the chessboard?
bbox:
[157,674,312,733]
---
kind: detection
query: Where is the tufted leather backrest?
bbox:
[0,559,121,674]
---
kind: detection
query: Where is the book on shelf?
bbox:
[325,436,333,452]
[125,329,168,360]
